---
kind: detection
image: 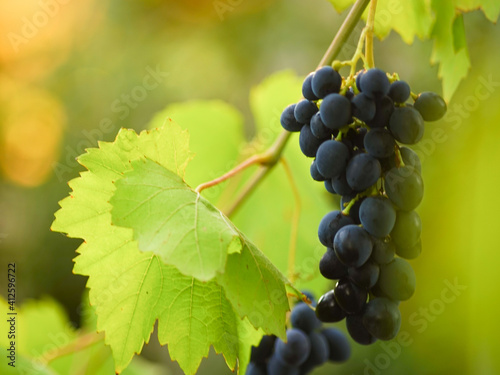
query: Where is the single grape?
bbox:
[318,210,354,247]
[364,128,396,159]
[346,313,377,345]
[359,68,390,99]
[290,303,321,334]
[370,237,396,265]
[321,328,351,362]
[295,99,319,124]
[388,80,411,103]
[281,104,303,132]
[302,73,319,101]
[384,166,424,211]
[362,297,401,340]
[310,112,332,139]
[315,140,350,178]
[378,258,416,301]
[388,106,425,144]
[310,160,326,181]
[346,153,382,191]
[334,278,368,314]
[319,247,348,280]
[359,196,396,238]
[351,93,376,122]
[251,335,277,365]
[396,238,422,259]
[274,329,311,367]
[332,173,354,196]
[334,225,373,267]
[267,354,299,375]
[367,95,394,128]
[391,210,421,247]
[400,147,422,173]
[246,362,266,375]
[312,66,342,98]
[300,332,329,373]
[319,93,352,130]
[348,261,380,289]
[299,125,327,158]
[414,91,447,121]
[355,70,365,91]
[315,290,346,323]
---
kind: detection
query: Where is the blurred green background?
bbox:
[1,0,499,374]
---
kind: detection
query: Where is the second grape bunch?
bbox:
[281,66,446,345]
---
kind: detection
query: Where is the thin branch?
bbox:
[41,331,104,364]
[365,0,377,69]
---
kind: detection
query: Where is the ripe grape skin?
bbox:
[321,328,351,362]
[299,125,327,157]
[364,128,396,159]
[319,247,348,280]
[362,297,401,340]
[388,106,425,144]
[334,278,368,314]
[302,73,319,101]
[381,146,421,173]
[310,112,332,139]
[346,313,377,345]
[295,99,319,124]
[310,160,326,181]
[267,354,299,375]
[315,290,346,323]
[391,210,422,248]
[320,94,352,130]
[388,80,411,103]
[370,237,396,265]
[396,238,422,259]
[274,329,311,367]
[346,153,382,191]
[312,66,342,98]
[315,140,350,178]
[280,104,303,132]
[332,173,354,196]
[348,261,380,289]
[367,96,394,128]
[334,225,373,267]
[290,303,321,334]
[251,335,277,365]
[378,258,416,301]
[414,91,447,121]
[384,166,424,211]
[324,179,337,194]
[300,332,329,373]
[359,68,390,99]
[351,93,376,123]
[318,210,354,247]
[355,70,365,92]
[359,196,397,238]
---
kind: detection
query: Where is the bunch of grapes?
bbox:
[247,293,351,375]
[280,66,446,345]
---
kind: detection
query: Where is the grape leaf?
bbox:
[52,122,294,374]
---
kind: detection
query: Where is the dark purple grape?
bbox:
[414,91,447,121]
[319,247,348,280]
[334,225,373,267]
[388,80,411,103]
[316,290,346,323]
[312,66,342,98]
[334,278,368,314]
[280,104,303,132]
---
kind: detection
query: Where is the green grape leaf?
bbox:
[52,122,294,374]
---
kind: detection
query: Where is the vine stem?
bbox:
[41,331,104,364]
[222,0,371,217]
[365,0,377,69]
[280,157,301,284]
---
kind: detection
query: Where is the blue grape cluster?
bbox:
[248,294,351,375]
[280,67,446,345]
